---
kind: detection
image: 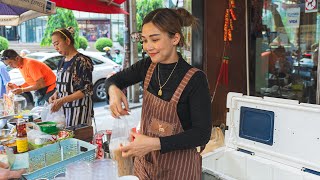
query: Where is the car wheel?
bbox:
[20,92,34,109]
[93,79,106,102]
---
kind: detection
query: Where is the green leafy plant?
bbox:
[116,33,124,47]
[41,8,80,49]
[0,36,9,52]
[136,0,163,31]
[78,36,88,50]
[95,37,113,52]
[136,0,163,54]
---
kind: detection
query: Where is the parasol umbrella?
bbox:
[0,4,46,26]
[0,0,56,14]
[51,0,128,14]
[0,0,56,26]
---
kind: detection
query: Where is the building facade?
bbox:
[1,10,125,43]
[73,11,125,42]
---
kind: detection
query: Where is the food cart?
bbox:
[0,95,97,179]
[0,95,139,180]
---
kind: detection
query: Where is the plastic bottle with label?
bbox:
[16,115,28,153]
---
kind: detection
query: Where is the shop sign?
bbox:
[286,8,300,28]
[305,0,318,13]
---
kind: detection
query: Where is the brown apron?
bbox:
[134,63,202,180]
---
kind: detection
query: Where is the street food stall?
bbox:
[0,93,139,180]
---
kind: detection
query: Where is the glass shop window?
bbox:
[250,0,320,104]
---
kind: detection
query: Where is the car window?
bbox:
[90,57,104,65]
[27,55,45,60]
[44,56,62,70]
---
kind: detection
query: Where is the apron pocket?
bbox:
[147,117,176,137]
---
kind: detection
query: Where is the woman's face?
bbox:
[141,22,180,64]
[52,34,70,56]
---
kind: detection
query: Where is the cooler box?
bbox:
[202,92,320,180]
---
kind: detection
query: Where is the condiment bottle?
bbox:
[16,115,28,153]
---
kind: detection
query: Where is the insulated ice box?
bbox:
[202,92,320,180]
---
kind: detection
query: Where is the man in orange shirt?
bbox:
[1,49,56,106]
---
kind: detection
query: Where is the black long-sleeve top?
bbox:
[105,55,212,154]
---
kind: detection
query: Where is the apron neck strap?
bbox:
[170,68,199,104]
[144,62,157,90]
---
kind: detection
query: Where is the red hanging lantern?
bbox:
[212,0,237,102]
[221,57,229,87]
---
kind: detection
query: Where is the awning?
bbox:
[0,0,56,14]
[0,3,48,26]
[0,11,46,26]
[0,0,56,26]
[51,0,128,14]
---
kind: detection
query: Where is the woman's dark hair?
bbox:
[51,27,75,45]
[142,8,198,47]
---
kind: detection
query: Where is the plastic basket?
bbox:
[22,138,96,180]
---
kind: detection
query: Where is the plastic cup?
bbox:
[91,159,118,180]
[65,161,91,180]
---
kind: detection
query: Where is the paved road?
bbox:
[92,101,142,133]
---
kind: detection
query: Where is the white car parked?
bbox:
[9,51,119,105]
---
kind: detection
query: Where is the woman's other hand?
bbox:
[120,132,161,158]
[108,85,130,118]
[51,98,64,112]
[48,92,58,104]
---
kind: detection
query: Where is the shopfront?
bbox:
[203,0,320,126]
[78,19,111,42]
[0,26,18,41]
[249,0,320,105]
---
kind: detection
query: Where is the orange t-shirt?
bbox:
[19,58,56,93]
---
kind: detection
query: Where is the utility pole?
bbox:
[123,1,131,100]
[123,2,130,69]
[129,0,140,103]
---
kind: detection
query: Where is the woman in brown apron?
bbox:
[106,8,212,180]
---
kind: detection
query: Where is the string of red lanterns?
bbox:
[212,0,237,103]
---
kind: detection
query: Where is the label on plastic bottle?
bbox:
[16,137,28,153]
